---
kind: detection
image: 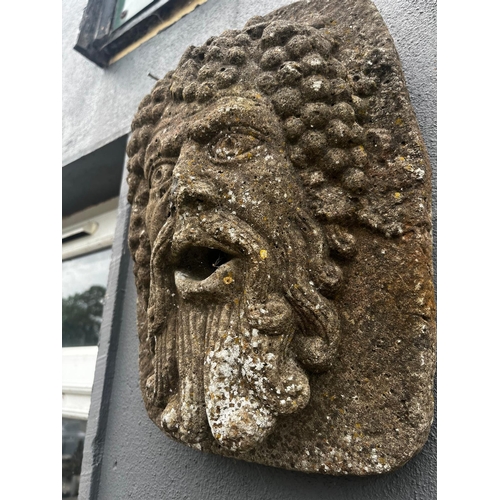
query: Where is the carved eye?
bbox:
[209,131,261,163]
[149,162,175,188]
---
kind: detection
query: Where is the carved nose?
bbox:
[172,178,219,212]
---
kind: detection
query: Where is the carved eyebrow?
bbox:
[145,127,183,160]
[144,131,181,180]
[188,103,275,142]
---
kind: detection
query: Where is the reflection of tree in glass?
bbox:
[62,285,105,347]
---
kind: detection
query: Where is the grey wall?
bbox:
[72,0,436,498]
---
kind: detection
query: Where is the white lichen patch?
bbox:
[312,80,323,91]
[309,56,323,67]
[205,309,279,452]
[414,167,425,180]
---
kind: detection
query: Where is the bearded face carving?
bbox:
[143,96,342,451]
[127,0,436,475]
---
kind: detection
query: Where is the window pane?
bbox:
[62,418,87,499]
[62,248,112,347]
[113,0,157,30]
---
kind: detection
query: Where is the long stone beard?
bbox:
[160,280,310,452]
[147,210,340,452]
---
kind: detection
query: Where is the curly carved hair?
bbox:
[127,17,400,322]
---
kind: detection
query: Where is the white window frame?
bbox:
[62,197,119,420]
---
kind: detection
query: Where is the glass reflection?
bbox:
[62,248,112,347]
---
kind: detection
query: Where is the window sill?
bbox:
[75,0,208,67]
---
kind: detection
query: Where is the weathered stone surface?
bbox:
[126,0,435,475]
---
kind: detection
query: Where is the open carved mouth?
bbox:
[167,213,258,299]
[175,246,233,281]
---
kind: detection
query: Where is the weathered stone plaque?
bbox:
[126,0,435,475]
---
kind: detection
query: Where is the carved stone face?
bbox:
[127,0,436,476]
[142,95,340,450]
[145,96,297,251]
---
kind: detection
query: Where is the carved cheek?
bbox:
[145,191,170,244]
[236,159,300,226]
[144,199,157,243]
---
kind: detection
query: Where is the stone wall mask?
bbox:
[127,0,436,475]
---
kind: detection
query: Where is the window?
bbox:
[62,198,118,498]
[62,247,112,347]
[75,0,208,67]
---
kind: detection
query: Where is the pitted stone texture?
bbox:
[127,0,435,476]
